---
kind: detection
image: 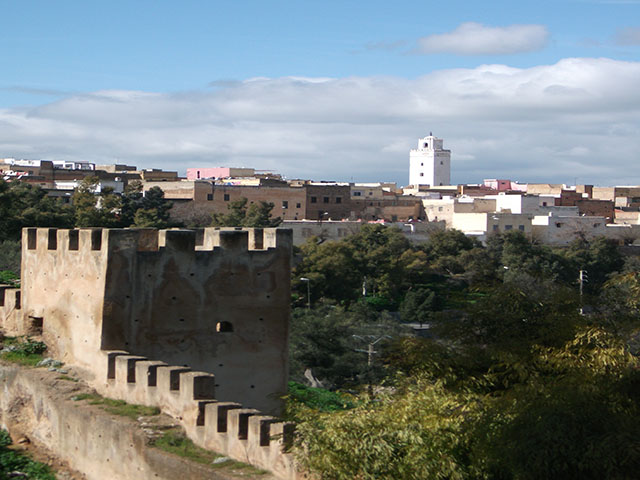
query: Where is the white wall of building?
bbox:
[532,214,608,245]
[409,135,451,187]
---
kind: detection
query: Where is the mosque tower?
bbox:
[409,133,451,187]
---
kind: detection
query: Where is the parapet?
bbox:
[22,227,292,255]
[100,350,299,479]
[0,287,23,336]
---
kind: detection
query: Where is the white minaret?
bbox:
[409,133,451,187]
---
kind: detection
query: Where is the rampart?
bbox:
[0,227,300,479]
[98,349,297,478]
[16,227,291,414]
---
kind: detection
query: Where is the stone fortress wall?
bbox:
[0,226,300,479]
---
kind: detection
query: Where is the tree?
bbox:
[563,236,624,294]
[292,375,476,480]
[424,229,479,259]
[118,182,173,228]
[289,306,369,389]
[118,180,144,226]
[294,225,415,306]
[211,197,282,227]
[0,179,74,241]
[400,287,439,325]
[0,240,21,274]
[72,176,121,227]
[133,186,173,228]
[472,328,640,480]
[346,225,412,303]
[293,239,361,305]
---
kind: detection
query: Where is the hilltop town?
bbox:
[2,134,639,248]
[2,135,640,479]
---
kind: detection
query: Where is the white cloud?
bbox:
[1,57,639,186]
[417,23,549,55]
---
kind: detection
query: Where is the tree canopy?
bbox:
[288,226,636,479]
[211,197,282,228]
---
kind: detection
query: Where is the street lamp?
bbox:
[299,277,311,310]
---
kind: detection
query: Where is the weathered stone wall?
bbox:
[0,364,273,480]
[0,287,23,335]
[21,228,109,370]
[97,350,298,479]
[100,227,291,414]
[15,227,291,414]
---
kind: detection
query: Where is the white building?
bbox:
[51,160,95,171]
[409,134,451,187]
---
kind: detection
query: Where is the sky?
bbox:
[1,0,639,187]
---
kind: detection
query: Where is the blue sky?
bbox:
[1,0,639,186]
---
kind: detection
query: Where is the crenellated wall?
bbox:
[99,349,300,479]
[0,286,23,335]
[17,226,291,414]
[1,226,299,479]
[20,228,109,368]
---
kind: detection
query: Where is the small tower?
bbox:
[409,133,451,187]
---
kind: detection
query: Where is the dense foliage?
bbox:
[0,178,175,273]
[211,197,282,227]
[289,224,640,479]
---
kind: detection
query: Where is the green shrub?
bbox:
[0,429,56,479]
[287,381,354,414]
[151,430,267,474]
[0,337,47,366]
[72,393,159,419]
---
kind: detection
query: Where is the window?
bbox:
[420,173,424,177]
[368,192,373,196]
[420,163,423,166]
[311,196,317,203]
[353,191,362,197]
[336,197,342,204]
[505,225,513,230]
[323,196,330,204]
[29,316,43,335]
[223,194,230,201]
[207,193,213,201]
[216,321,233,333]
[197,171,200,179]
[438,206,443,211]
[593,223,601,228]
[424,143,428,148]
[296,203,301,208]
[556,222,563,228]
[518,225,525,231]
[440,161,443,165]
[493,225,499,232]
[282,201,288,209]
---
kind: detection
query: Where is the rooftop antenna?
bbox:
[429,131,433,136]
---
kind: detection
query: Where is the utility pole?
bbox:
[579,270,587,315]
[353,334,389,396]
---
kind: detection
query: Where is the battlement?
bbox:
[2,226,296,478]
[15,226,292,414]
[0,287,24,336]
[22,227,290,255]
[99,350,299,479]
